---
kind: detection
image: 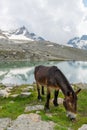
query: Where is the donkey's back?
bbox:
[34,65,58,86]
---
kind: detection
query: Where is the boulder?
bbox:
[20,92,31,97]
[10,94,19,98]
[0,118,11,130]
[25,105,44,112]
[7,113,54,130]
[22,86,33,92]
[78,124,87,130]
[0,89,10,97]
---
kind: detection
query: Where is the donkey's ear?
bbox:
[75,89,81,95]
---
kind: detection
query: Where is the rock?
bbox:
[75,83,87,89]
[7,113,54,130]
[27,86,33,89]
[0,118,11,130]
[78,124,87,130]
[20,92,31,97]
[46,113,52,118]
[0,89,10,97]
[10,94,19,98]
[36,111,41,114]
[22,86,33,92]
[9,101,14,104]
[58,98,63,104]
[13,52,17,55]
[25,105,44,112]
[5,87,13,92]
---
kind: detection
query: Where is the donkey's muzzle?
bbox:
[66,111,76,121]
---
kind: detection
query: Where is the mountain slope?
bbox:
[0,40,87,61]
[67,35,87,49]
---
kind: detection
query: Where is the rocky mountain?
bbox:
[0,26,45,41]
[67,35,87,50]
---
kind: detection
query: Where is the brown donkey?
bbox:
[34,65,81,120]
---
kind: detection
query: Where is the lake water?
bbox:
[0,60,87,86]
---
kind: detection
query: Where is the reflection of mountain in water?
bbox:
[0,61,87,85]
[1,67,34,85]
[0,60,49,85]
[68,61,87,69]
[53,61,87,84]
[0,71,9,82]
[16,69,34,82]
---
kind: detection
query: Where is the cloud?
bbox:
[0,0,87,44]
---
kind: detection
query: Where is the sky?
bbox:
[0,0,87,44]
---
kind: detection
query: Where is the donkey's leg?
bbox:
[37,83,42,101]
[53,90,59,106]
[42,86,45,95]
[45,87,51,111]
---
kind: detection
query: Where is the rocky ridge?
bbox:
[0,40,87,61]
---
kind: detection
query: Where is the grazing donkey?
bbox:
[34,65,81,120]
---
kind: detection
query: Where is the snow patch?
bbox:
[9,34,34,41]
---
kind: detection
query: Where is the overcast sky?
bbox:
[0,0,87,44]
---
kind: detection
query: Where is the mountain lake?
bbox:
[0,60,87,87]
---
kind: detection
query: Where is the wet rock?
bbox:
[25,105,44,112]
[78,124,87,130]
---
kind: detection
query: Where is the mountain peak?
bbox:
[20,25,26,30]
[14,26,29,36]
[1,26,45,41]
[67,35,87,50]
[81,35,87,40]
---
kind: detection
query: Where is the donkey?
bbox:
[34,65,81,120]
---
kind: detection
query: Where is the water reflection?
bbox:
[0,61,87,85]
[54,61,87,83]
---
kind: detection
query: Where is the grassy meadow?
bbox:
[0,84,86,130]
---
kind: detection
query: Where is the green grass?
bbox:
[0,84,87,130]
[0,84,38,119]
[0,95,36,119]
[39,88,87,130]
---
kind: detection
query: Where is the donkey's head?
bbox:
[63,89,81,121]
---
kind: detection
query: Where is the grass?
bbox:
[39,88,87,130]
[0,84,87,130]
[0,84,38,119]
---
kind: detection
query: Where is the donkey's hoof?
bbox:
[39,99,42,102]
[53,100,59,107]
[38,96,42,101]
[44,107,50,112]
[45,108,50,112]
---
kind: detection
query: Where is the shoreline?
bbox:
[0,82,87,89]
